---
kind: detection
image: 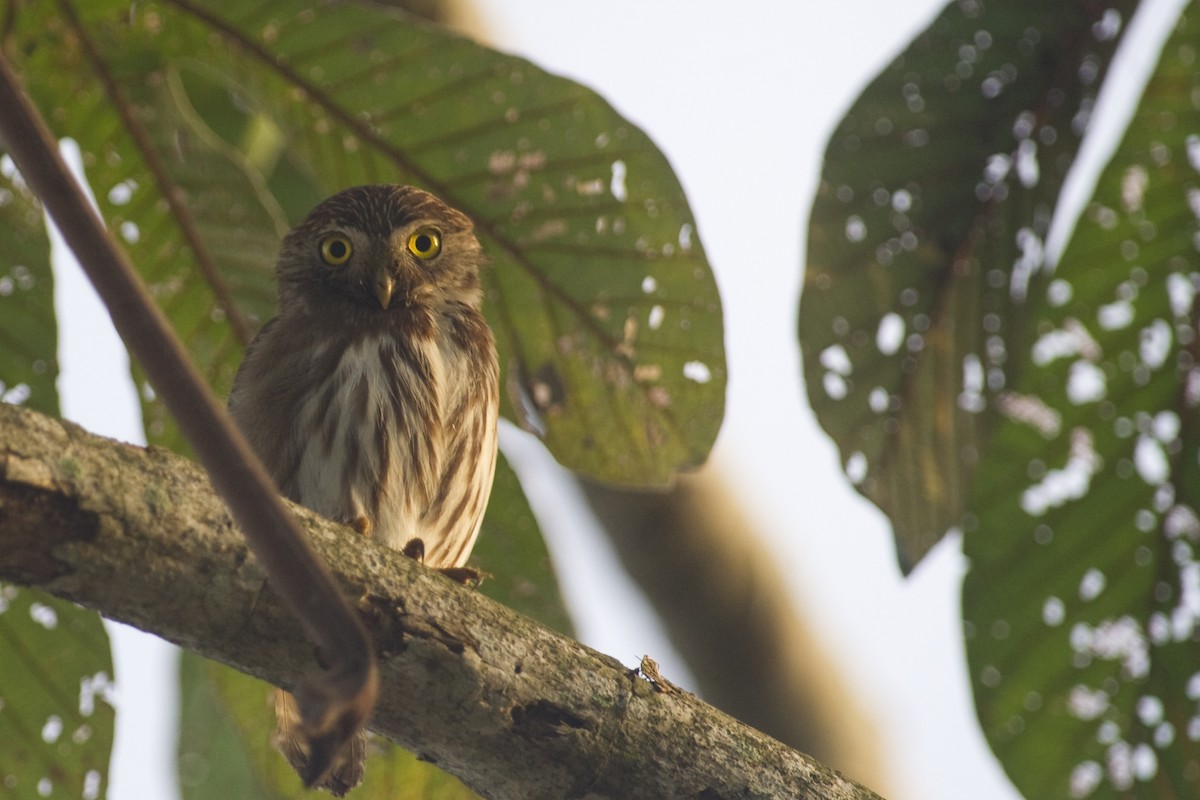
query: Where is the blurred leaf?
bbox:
[177,652,270,800]
[0,584,115,800]
[6,0,724,485]
[371,0,456,25]
[179,652,479,800]
[801,0,1139,569]
[964,4,1200,796]
[472,451,572,635]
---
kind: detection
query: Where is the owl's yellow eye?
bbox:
[319,235,353,265]
[407,227,442,260]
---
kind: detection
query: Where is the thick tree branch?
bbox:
[0,403,884,800]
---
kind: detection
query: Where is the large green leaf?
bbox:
[0,584,116,800]
[802,0,1139,569]
[7,0,724,486]
[964,4,1200,796]
[192,0,725,485]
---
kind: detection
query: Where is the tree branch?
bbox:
[0,403,885,800]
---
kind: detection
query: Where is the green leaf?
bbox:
[0,584,115,800]
[801,0,1139,569]
[964,5,1200,796]
[472,451,572,635]
[178,653,479,800]
[6,0,724,485]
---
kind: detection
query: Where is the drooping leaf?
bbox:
[178,652,478,800]
[0,584,115,800]
[964,5,1200,796]
[801,0,1139,569]
[6,0,725,486]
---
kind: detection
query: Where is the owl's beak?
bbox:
[373,270,396,309]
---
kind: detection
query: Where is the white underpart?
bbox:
[293,331,496,567]
[293,336,408,534]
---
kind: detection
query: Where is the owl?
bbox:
[229,184,500,794]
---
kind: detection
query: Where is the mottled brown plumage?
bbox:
[229,184,499,794]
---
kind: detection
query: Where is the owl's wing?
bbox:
[228,314,312,496]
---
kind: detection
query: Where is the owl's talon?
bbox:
[350,516,371,537]
[401,538,426,562]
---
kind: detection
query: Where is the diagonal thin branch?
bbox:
[0,402,885,800]
[58,0,255,347]
[0,52,375,786]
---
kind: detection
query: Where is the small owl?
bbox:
[229,184,499,794]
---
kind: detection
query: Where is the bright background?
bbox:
[46,1,1184,798]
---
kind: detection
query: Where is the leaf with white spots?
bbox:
[801,0,1139,569]
[964,5,1200,796]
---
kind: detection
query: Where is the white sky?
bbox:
[45,1,1185,799]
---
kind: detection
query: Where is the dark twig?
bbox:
[0,53,376,785]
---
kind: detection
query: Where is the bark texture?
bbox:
[0,403,885,800]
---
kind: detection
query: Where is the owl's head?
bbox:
[276,184,485,312]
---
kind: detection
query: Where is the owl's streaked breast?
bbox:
[290,326,497,567]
